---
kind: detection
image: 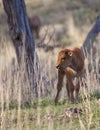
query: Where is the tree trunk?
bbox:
[81,15,100,81]
[3,0,35,88]
[82,15,100,56]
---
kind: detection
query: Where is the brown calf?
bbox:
[29,15,41,38]
[55,47,85,104]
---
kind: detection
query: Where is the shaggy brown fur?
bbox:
[55,47,85,104]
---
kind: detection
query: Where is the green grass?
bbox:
[0,96,100,130]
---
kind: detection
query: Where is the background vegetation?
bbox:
[0,0,100,129]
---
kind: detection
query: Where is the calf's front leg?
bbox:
[55,70,64,105]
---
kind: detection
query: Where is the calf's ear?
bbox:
[68,51,73,56]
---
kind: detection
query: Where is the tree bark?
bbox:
[82,15,100,56]
[81,15,100,80]
[3,0,35,87]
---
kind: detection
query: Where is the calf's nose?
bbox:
[56,65,60,69]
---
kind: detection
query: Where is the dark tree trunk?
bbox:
[3,0,35,87]
[81,15,100,81]
[82,15,100,56]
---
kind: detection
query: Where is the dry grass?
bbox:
[0,37,100,129]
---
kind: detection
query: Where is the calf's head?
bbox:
[56,49,73,71]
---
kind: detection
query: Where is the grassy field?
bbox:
[0,0,100,130]
[0,96,100,130]
[0,43,100,130]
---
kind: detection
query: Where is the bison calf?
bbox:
[55,47,85,104]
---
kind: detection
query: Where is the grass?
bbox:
[0,39,100,130]
[0,97,100,130]
[0,41,100,130]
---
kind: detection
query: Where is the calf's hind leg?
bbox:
[67,79,75,102]
[75,80,80,103]
[66,82,70,101]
